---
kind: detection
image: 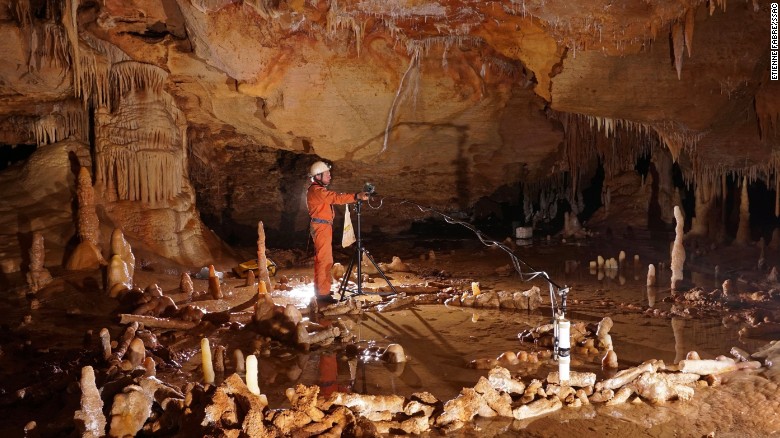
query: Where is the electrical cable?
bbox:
[370,194,570,330]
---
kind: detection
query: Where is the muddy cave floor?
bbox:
[1,231,780,437]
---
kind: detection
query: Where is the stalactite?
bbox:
[560,112,652,202]
[31,100,88,146]
[10,0,32,27]
[671,21,684,80]
[77,33,131,107]
[95,61,185,205]
[28,22,70,71]
[63,0,81,100]
[326,0,366,55]
[110,61,168,111]
[683,8,695,57]
[244,0,282,20]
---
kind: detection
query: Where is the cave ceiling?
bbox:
[0,0,777,241]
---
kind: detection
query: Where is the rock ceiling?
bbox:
[0,0,777,253]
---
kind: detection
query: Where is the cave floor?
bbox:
[1,231,779,437]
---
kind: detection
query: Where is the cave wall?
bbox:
[0,0,777,263]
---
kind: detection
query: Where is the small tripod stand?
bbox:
[337,200,398,300]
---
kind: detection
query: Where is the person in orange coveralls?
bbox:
[307,161,369,305]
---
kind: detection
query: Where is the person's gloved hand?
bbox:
[355,192,370,201]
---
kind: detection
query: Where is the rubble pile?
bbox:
[64,344,768,437]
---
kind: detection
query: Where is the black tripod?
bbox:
[337,200,398,300]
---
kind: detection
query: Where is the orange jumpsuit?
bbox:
[307,183,356,297]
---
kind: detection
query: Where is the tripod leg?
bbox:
[363,250,399,295]
[337,248,358,298]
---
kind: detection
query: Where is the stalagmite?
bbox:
[246,355,260,395]
[201,338,215,384]
[110,229,135,279]
[118,314,197,330]
[213,345,226,373]
[234,349,245,373]
[671,206,685,290]
[512,397,562,420]
[546,371,596,387]
[647,286,657,307]
[386,256,410,272]
[74,366,106,438]
[332,263,346,280]
[678,359,739,375]
[26,232,52,292]
[66,167,105,270]
[382,344,407,363]
[127,338,146,368]
[598,361,659,390]
[722,279,734,297]
[602,350,618,368]
[630,372,694,404]
[180,272,194,298]
[143,357,156,377]
[257,222,272,295]
[597,317,613,350]
[107,255,131,297]
[246,269,256,287]
[208,265,223,299]
[99,328,111,360]
[735,177,751,245]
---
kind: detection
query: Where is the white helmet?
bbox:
[308,161,331,178]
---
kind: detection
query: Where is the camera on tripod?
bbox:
[363,182,375,195]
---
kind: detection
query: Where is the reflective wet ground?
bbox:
[1,234,778,436]
[176,236,771,407]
